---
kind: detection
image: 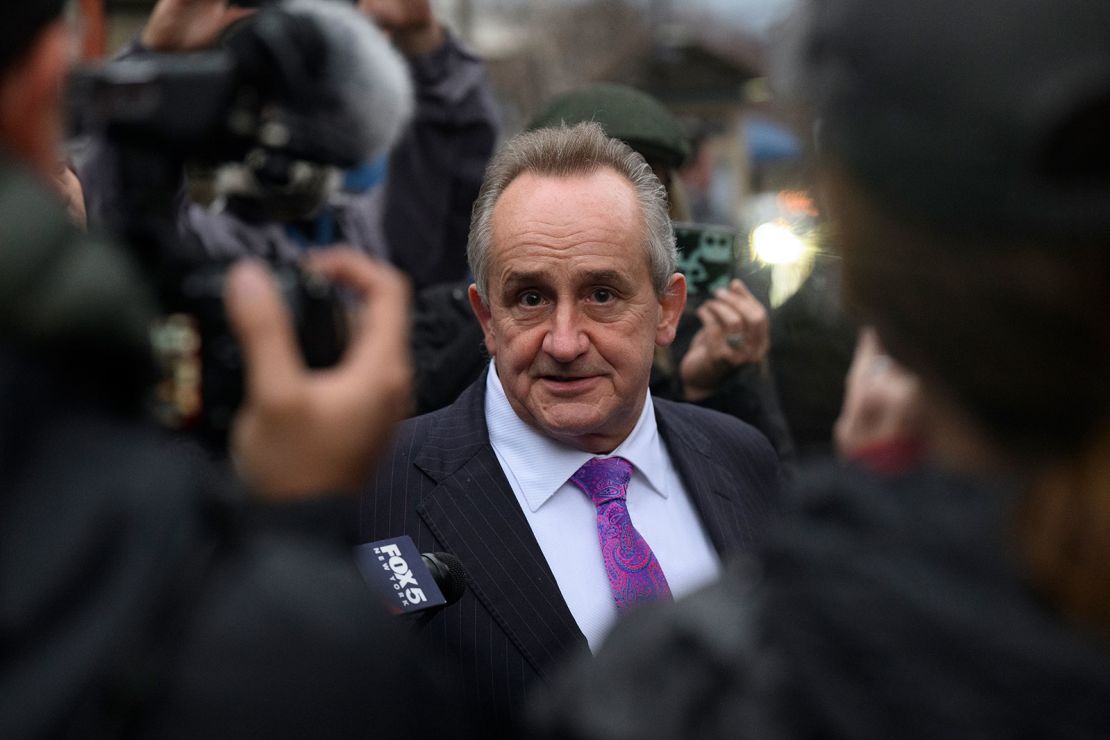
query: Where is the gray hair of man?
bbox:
[467,121,678,304]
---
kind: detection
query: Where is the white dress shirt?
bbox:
[484,362,721,652]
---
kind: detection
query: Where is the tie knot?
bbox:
[569,456,633,506]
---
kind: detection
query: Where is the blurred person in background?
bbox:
[0,3,464,738]
[530,0,1110,736]
[359,0,500,290]
[78,0,498,292]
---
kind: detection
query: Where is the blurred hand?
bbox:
[225,249,412,499]
[359,0,444,55]
[834,327,924,466]
[680,278,770,402]
[142,0,255,52]
[52,165,86,230]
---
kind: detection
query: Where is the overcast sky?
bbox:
[688,0,796,35]
[461,0,798,35]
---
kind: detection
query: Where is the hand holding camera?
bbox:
[680,277,770,402]
[73,0,418,496]
[226,248,412,499]
[359,0,444,55]
[142,0,255,52]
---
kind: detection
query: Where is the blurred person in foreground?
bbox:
[0,4,464,738]
[834,327,926,474]
[360,121,781,737]
[531,0,1110,736]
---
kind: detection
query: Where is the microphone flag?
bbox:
[355,535,448,615]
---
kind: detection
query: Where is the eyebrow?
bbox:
[501,270,547,290]
[501,269,629,289]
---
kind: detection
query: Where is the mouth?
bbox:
[538,374,601,394]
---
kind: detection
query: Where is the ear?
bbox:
[655,273,686,347]
[467,283,498,357]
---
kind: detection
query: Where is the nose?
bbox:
[542,303,589,363]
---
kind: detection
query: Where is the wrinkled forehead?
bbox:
[488,169,649,272]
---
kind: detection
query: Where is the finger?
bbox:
[857,327,883,361]
[302,248,411,369]
[716,280,768,327]
[728,278,756,300]
[221,7,257,28]
[738,295,770,357]
[701,299,746,335]
[695,302,725,336]
[224,260,305,409]
[711,287,747,317]
[359,0,396,25]
[742,323,770,363]
[846,328,882,384]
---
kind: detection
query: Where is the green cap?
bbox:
[527,83,690,170]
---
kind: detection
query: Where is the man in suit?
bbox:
[360,121,780,737]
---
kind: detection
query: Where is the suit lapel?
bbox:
[654,400,752,559]
[412,375,588,679]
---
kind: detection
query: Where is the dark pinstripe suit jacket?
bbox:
[359,371,781,737]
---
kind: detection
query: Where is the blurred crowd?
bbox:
[2,0,1109,738]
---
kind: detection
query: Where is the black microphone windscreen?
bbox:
[421,552,467,606]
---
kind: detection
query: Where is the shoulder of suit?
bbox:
[391,402,457,446]
[654,396,767,441]
[654,397,779,469]
[385,379,487,464]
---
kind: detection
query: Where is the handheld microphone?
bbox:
[355,536,466,616]
[420,551,467,607]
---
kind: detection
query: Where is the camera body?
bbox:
[67,6,360,451]
[151,262,348,450]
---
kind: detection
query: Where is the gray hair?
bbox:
[467,121,677,302]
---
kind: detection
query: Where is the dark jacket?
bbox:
[0,159,464,738]
[531,463,1110,739]
[359,371,782,738]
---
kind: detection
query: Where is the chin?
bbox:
[534,408,630,452]
[536,413,602,439]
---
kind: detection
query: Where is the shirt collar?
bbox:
[485,361,670,513]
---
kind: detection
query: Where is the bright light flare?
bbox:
[751,221,809,265]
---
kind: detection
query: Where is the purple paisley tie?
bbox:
[569,456,672,609]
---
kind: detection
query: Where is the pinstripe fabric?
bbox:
[359,370,781,738]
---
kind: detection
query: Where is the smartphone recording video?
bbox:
[673,222,742,299]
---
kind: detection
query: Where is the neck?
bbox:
[918,384,1012,476]
[1017,426,1110,633]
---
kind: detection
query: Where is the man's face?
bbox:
[469,168,685,454]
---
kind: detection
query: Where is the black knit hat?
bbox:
[781,0,1110,238]
[527,83,690,170]
[0,3,69,74]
